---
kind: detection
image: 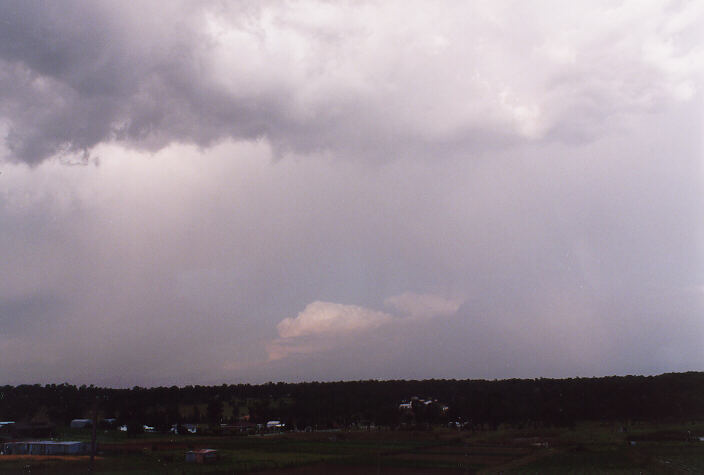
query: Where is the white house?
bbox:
[266,420,284,429]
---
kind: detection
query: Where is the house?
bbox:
[170,423,198,434]
[185,448,218,463]
[3,441,87,455]
[266,420,284,429]
[398,397,450,416]
[70,419,93,429]
[102,418,117,428]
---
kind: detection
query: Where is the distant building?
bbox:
[398,397,450,415]
[70,419,93,429]
[3,441,87,455]
[0,422,14,435]
[185,448,218,463]
[266,420,284,429]
[170,423,198,434]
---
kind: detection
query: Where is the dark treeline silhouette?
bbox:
[1,372,703,431]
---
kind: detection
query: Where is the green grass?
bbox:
[80,431,435,473]
[630,442,704,472]
[91,449,336,474]
[510,446,647,474]
[5,422,704,473]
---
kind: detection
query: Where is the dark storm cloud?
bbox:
[0,0,355,163]
[0,1,262,163]
[1,1,700,164]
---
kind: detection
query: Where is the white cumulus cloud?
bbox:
[276,300,394,338]
[268,294,462,360]
[267,301,395,360]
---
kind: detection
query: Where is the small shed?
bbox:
[185,448,218,463]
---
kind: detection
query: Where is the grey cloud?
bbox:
[0,2,702,386]
[0,114,702,384]
[0,1,231,162]
[0,293,63,335]
[1,1,701,164]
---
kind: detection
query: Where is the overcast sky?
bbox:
[1,1,703,387]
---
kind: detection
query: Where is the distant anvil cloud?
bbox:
[267,294,462,360]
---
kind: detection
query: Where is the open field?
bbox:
[3,422,704,473]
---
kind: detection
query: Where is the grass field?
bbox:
[3,422,704,473]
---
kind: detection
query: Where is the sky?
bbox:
[1,1,703,387]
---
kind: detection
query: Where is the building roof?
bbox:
[187,449,217,454]
[5,441,84,445]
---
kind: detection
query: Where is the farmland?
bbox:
[2,374,704,472]
[3,422,704,473]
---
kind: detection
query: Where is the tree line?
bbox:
[1,372,703,431]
